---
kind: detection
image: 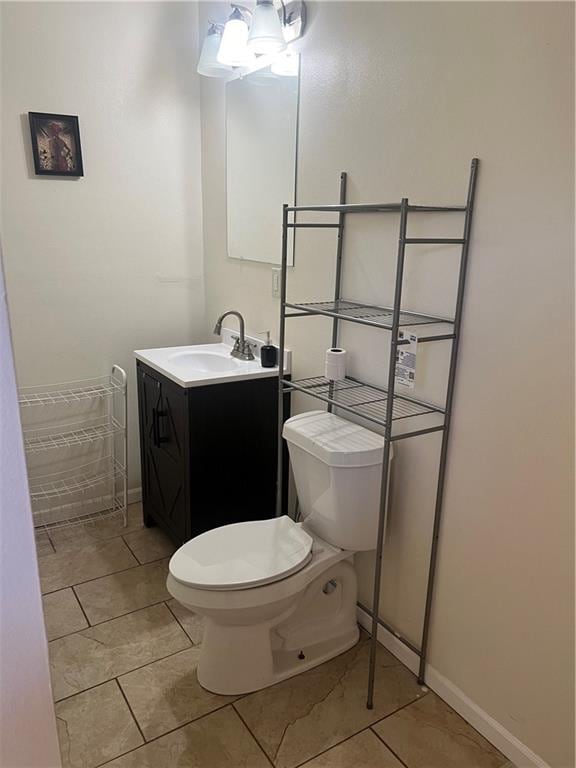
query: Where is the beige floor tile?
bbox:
[301,730,404,768]
[235,638,424,768]
[49,603,191,701]
[166,598,205,645]
[123,527,176,564]
[39,538,137,594]
[48,504,145,550]
[373,693,508,768]
[43,588,88,641]
[56,680,143,768]
[118,647,239,740]
[74,559,170,624]
[104,706,270,768]
[35,530,55,556]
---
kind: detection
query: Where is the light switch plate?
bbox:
[272,268,281,298]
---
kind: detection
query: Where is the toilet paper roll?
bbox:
[325,348,347,381]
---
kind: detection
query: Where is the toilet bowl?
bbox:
[167,410,390,695]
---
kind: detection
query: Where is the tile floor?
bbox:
[38,503,515,768]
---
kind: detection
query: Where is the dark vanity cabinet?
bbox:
[136,361,289,546]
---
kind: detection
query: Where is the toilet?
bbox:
[166,409,390,695]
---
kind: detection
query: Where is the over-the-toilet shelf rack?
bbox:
[18,365,128,532]
[275,159,479,706]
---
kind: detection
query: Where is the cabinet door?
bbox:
[187,377,286,535]
[138,367,189,543]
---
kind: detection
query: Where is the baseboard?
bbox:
[356,605,551,768]
[127,487,142,505]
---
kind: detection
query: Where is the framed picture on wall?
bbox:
[28,112,84,177]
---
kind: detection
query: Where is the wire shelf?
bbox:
[286,203,467,214]
[33,494,126,533]
[278,160,479,700]
[23,415,123,453]
[282,375,444,432]
[20,365,128,532]
[28,455,125,508]
[285,299,454,331]
[19,374,124,407]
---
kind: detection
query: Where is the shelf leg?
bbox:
[417,158,479,685]
[328,172,348,412]
[276,204,289,517]
[367,198,409,709]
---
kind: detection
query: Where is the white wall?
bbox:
[0,245,61,767]
[199,2,574,766]
[0,2,205,492]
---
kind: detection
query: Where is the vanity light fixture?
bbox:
[197,1,306,79]
[217,6,256,68]
[248,0,286,55]
[197,23,234,78]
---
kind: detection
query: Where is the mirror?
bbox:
[226,61,299,264]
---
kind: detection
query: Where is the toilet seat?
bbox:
[169,516,313,591]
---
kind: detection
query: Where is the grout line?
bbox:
[46,529,58,552]
[120,533,140,563]
[40,526,141,556]
[287,690,428,768]
[286,684,429,768]
[41,552,171,597]
[70,585,91,628]
[290,729,363,768]
[41,560,142,596]
[38,533,57,555]
[164,600,202,645]
[370,726,411,768]
[120,533,156,566]
[119,700,239,748]
[74,595,170,630]
[370,690,430,727]
[44,594,168,643]
[114,678,147,744]
[232,705,276,768]
[52,644,192,705]
[97,704,245,767]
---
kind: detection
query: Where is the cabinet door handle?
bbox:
[152,407,168,447]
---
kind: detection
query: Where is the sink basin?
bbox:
[135,336,290,388]
[168,351,240,373]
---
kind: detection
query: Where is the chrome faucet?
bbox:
[213,310,255,361]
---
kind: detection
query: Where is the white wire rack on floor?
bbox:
[19,372,124,407]
[23,415,124,453]
[19,365,128,532]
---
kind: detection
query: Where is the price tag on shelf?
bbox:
[395,331,418,389]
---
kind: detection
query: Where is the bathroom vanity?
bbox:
[135,337,290,545]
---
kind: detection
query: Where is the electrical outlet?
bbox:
[272,268,281,299]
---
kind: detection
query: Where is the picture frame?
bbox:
[28,112,84,177]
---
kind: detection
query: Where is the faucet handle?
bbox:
[241,340,256,360]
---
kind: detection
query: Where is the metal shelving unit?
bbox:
[19,365,128,532]
[276,159,479,706]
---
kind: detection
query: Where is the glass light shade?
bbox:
[271,50,299,77]
[217,16,255,67]
[197,29,233,77]
[247,0,286,55]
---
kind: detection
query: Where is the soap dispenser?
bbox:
[260,331,278,368]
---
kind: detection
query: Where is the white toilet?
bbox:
[166,409,390,695]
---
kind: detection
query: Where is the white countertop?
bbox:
[134,329,290,388]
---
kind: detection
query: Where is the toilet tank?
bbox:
[283,410,392,551]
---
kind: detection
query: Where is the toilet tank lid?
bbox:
[283,410,386,468]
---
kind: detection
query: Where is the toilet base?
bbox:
[196,560,360,695]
